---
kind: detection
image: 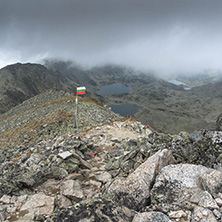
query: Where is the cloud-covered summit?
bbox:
[1,0,222,76]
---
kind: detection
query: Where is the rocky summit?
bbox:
[0,91,222,221]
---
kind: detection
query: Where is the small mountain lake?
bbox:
[98,83,131,95]
[110,104,140,117]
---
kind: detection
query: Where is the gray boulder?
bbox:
[108,149,175,210]
[200,170,222,198]
[151,164,213,208]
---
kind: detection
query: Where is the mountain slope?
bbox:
[0,63,76,113]
[0,90,119,148]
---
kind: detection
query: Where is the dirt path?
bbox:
[79,117,153,199]
[82,117,152,145]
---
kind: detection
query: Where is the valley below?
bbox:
[89,74,222,134]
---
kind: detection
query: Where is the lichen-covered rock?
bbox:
[151,164,213,208]
[200,170,222,198]
[108,149,175,211]
[147,131,222,168]
[60,157,80,173]
[0,162,36,197]
[47,198,132,222]
[0,138,95,198]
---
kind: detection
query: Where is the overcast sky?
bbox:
[1,0,222,76]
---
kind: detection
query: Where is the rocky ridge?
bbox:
[0,90,118,148]
[0,107,222,221]
[0,115,149,221]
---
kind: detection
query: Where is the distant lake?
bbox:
[98,83,131,95]
[110,104,140,117]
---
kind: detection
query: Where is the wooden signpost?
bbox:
[75,87,86,138]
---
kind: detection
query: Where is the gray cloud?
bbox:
[1,0,222,76]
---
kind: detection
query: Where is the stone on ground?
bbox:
[132,212,171,222]
[20,192,55,215]
[61,180,84,202]
[108,149,175,210]
[151,164,213,208]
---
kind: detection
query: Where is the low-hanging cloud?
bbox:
[1,0,222,76]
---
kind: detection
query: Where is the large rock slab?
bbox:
[151,164,213,207]
[20,192,55,215]
[108,149,175,210]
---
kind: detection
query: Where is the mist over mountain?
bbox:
[1,0,222,77]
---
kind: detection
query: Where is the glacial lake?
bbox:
[98,83,131,95]
[110,104,140,117]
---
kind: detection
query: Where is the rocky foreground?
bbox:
[0,112,222,221]
[1,91,222,221]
